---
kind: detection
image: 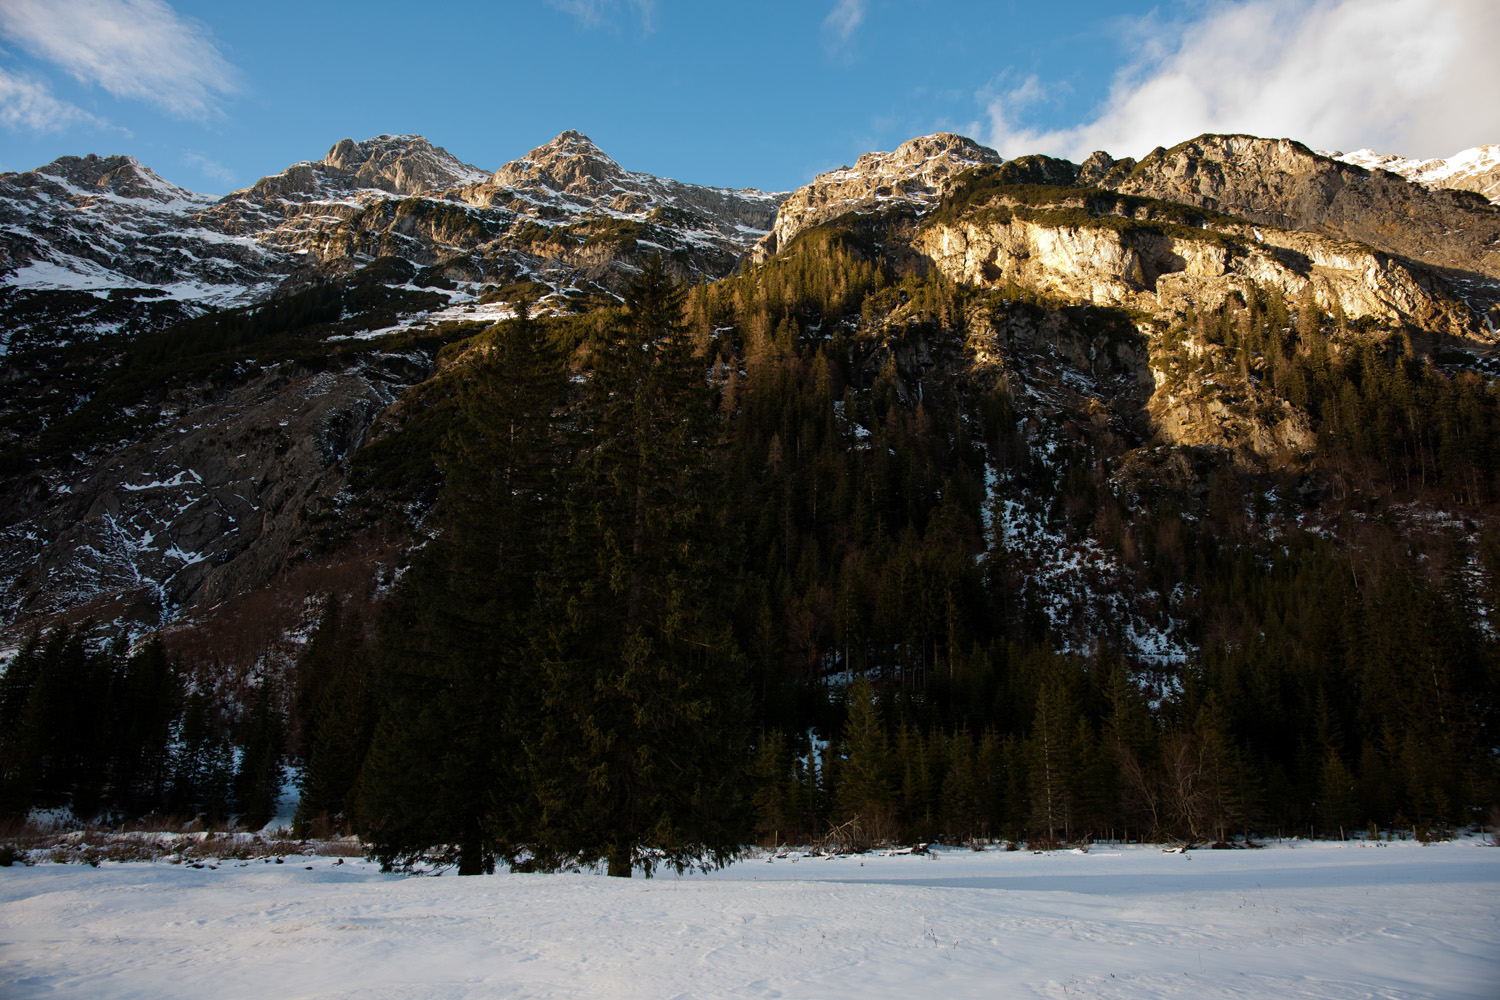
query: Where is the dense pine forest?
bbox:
[2,216,1498,875]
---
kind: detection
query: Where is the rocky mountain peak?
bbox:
[858,132,1002,173]
[755,132,1002,260]
[17,153,203,206]
[1101,134,1325,191]
[457,131,784,253]
[319,134,489,195]
[234,134,488,205]
[490,130,629,198]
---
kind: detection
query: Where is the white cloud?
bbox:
[183,150,235,187]
[982,0,1500,162]
[548,0,656,33]
[0,64,107,131]
[0,0,239,119]
[824,0,867,42]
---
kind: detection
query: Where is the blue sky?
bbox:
[1,0,1496,195]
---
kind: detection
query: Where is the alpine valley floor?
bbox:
[1,838,1495,999]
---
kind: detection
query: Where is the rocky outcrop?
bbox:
[460,130,785,279]
[917,212,1475,338]
[235,134,489,204]
[1145,339,1316,459]
[481,130,784,231]
[754,133,1001,262]
[1085,135,1500,285]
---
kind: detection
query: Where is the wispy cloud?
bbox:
[0,64,109,131]
[824,0,867,43]
[548,0,657,33]
[0,0,240,120]
[183,150,235,187]
[981,0,1500,162]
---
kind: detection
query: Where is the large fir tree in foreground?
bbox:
[355,298,569,874]
[525,257,750,876]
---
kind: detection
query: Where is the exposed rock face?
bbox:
[1085,135,1500,285]
[1330,145,1500,206]
[1146,373,1314,458]
[218,131,787,296]
[917,214,1475,338]
[448,131,786,286]
[199,134,492,283]
[235,134,489,204]
[6,125,1500,647]
[483,130,783,230]
[0,352,428,635]
[754,133,1002,261]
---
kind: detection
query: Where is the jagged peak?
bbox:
[14,153,202,205]
[889,131,1001,161]
[820,132,1001,183]
[323,133,435,168]
[756,131,1005,259]
[545,129,606,154]
[491,130,628,196]
[232,133,488,202]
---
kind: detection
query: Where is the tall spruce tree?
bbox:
[836,673,893,843]
[357,299,568,874]
[528,256,749,877]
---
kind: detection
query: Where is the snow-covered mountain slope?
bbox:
[0,155,295,351]
[0,131,795,640]
[1329,145,1500,206]
[0,133,789,355]
[198,134,493,257]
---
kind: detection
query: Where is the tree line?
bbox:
[4,236,1497,870]
[0,627,284,829]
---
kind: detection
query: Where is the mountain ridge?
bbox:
[2,125,1499,651]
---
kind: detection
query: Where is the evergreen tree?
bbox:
[357,299,568,874]
[1028,676,1075,846]
[108,637,179,818]
[235,682,286,831]
[297,611,375,835]
[169,689,234,824]
[835,673,893,843]
[528,256,749,876]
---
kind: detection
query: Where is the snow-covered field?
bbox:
[2,839,1495,999]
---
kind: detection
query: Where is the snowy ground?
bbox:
[2,839,1495,999]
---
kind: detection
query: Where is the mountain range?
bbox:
[2,127,1499,662]
[4,123,1500,854]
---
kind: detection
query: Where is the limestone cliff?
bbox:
[917,210,1475,338]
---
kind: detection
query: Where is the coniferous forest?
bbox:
[3,224,1498,876]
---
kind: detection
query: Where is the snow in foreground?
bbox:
[2,839,1495,999]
